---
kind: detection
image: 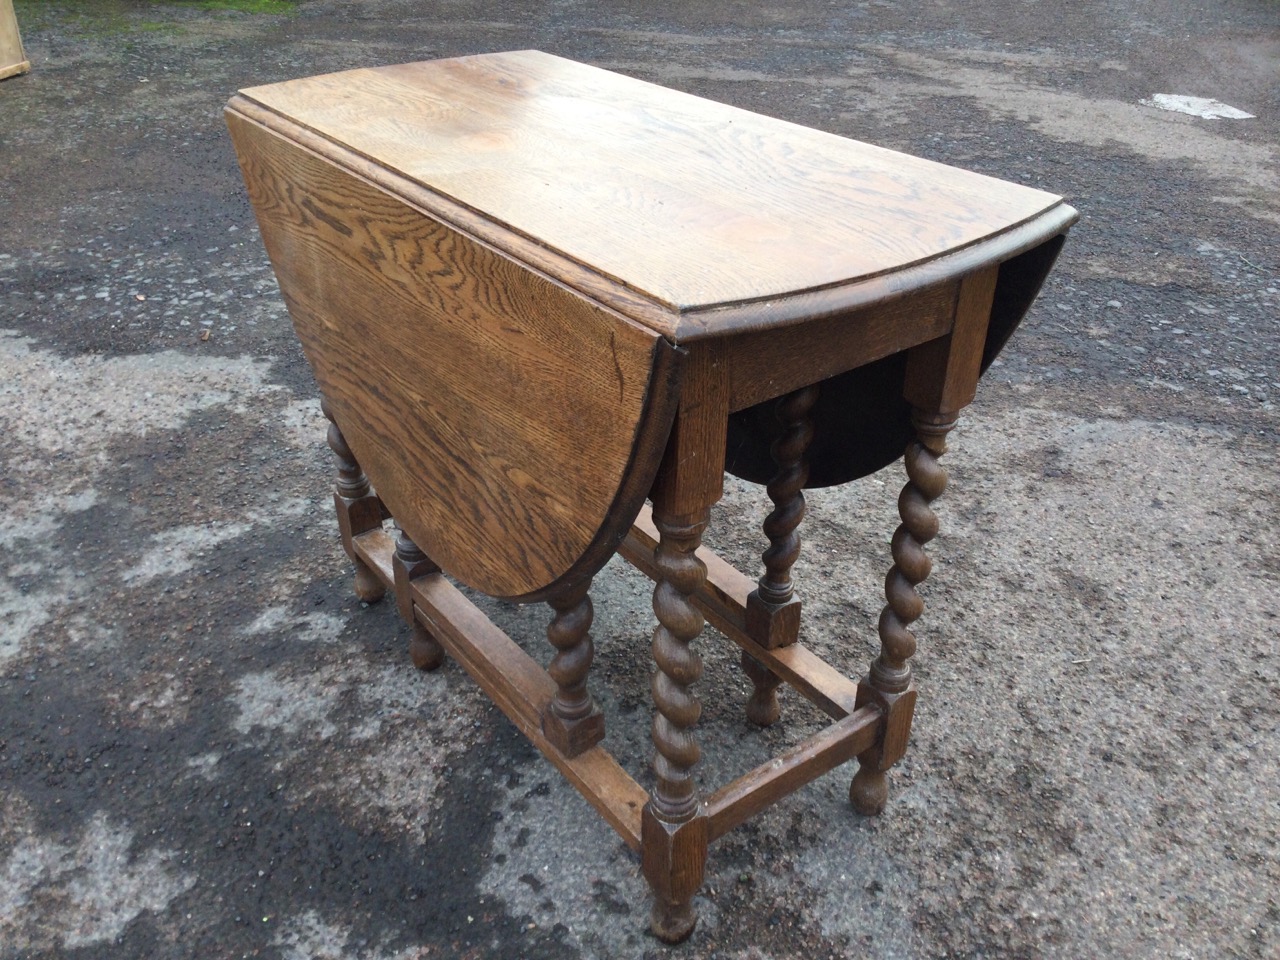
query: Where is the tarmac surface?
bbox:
[1,1,1277,957]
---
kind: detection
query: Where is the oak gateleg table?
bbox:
[226,50,1076,942]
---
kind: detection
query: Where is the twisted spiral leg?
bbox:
[643,507,710,944]
[746,385,819,665]
[871,431,948,692]
[650,510,708,823]
[757,384,819,605]
[322,398,385,603]
[542,580,604,756]
[394,529,443,671]
[548,582,595,720]
[851,411,953,816]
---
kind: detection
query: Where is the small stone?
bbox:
[1107,299,1122,308]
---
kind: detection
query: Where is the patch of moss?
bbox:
[12,0,296,38]
[12,1,133,37]
[187,0,296,12]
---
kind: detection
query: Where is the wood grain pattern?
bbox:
[227,108,681,600]
[648,340,729,517]
[703,706,880,841]
[722,280,954,412]
[904,266,998,414]
[351,527,396,585]
[229,53,1081,941]
[236,51,1074,339]
[642,808,707,943]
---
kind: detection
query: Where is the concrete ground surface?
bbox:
[1,1,1277,957]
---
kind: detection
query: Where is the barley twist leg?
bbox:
[850,412,952,815]
[644,507,709,943]
[744,384,819,722]
[650,511,707,822]
[542,580,605,757]
[756,384,819,606]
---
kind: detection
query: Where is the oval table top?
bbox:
[235,50,1072,342]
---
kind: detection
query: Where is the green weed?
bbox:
[12,0,296,38]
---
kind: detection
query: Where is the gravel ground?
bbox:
[1,1,1277,958]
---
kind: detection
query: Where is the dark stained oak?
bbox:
[704,706,881,841]
[621,504,862,719]
[648,508,709,825]
[722,280,956,412]
[752,385,818,608]
[228,50,1078,948]
[850,263,992,816]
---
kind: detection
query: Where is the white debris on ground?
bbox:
[1140,94,1255,119]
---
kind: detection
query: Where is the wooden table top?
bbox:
[229,52,1076,599]
[237,50,1071,340]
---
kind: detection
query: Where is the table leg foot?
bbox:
[408,621,444,671]
[741,651,781,727]
[848,763,888,817]
[651,899,698,944]
[642,805,706,944]
[353,563,386,603]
